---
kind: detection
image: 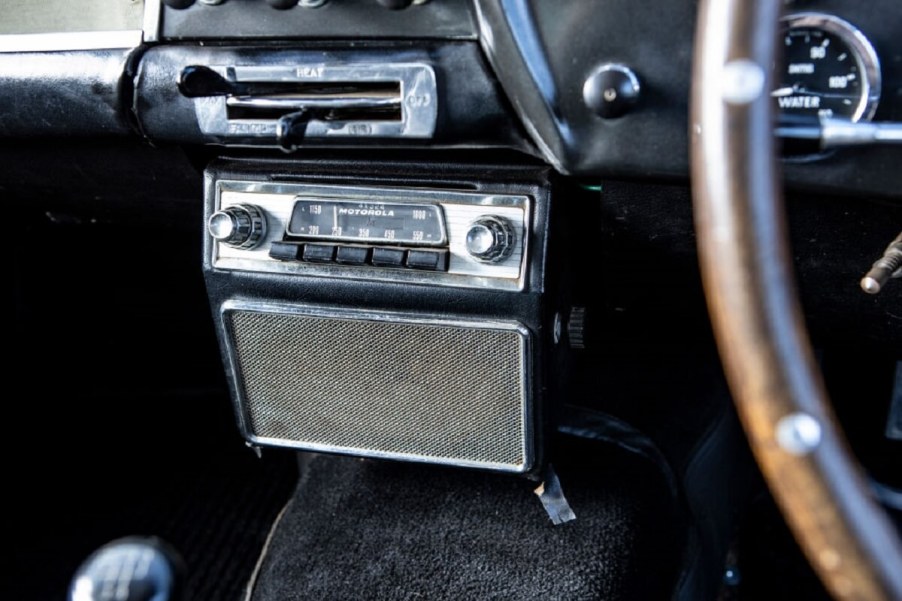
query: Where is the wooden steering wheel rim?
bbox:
[690,1,902,599]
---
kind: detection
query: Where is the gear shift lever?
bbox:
[69,537,184,601]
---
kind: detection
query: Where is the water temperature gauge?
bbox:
[775,13,881,123]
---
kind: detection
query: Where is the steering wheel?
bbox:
[690,1,902,599]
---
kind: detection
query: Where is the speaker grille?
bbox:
[224,307,530,472]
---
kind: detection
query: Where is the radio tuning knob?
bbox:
[208,204,267,249]
[465,216,515,263]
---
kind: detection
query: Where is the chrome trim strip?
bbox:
[0,30,143,53]
[143,0,162,43]
[219,299,534,473]
[212,181,530,292]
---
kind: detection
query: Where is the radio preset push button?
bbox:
[302,244,337,263]
[406,250,449,271]
[336,246,371,265]
[371,247,406,267]
[269,241,302,261]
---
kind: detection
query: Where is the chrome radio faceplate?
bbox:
[209,180,531,291]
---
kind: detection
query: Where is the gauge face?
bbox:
[287,199,446,246]
[775,14,881,122]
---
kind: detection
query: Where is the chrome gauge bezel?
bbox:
[781,12,882,123]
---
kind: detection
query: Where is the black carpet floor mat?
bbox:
[7,392,299,601]
[250,440,680,601]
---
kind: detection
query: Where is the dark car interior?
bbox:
[5,1,901,600]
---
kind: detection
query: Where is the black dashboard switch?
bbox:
[336,245,371,265]
[371,247,406,267]
[302,244,337,263]
[583,64,641,119]
[406,249,448,271]
[269,241,302,261]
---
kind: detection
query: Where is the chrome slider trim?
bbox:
[821,118,902,147]
[777,117,902,148]
[0,30,143,53]
[226,92,402,112]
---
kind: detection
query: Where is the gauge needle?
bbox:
[791,88,852,99]
[771,85,851,100]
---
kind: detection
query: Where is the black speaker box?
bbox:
[204,157,562,475]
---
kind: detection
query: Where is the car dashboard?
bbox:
[4,1,900,600]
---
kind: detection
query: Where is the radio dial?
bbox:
[208,204,267,249]
[465,216,515,263]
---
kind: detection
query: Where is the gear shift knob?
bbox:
[69,537,184,601]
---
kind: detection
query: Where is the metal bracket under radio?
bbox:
[209,181,531,291]
[181,63,437,146]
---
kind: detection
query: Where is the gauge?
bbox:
[775,13,881,122]
[287,199,446,246]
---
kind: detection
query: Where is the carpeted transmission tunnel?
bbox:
[249,439,681,600]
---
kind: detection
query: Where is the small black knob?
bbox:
[266,0,297,8]
[583,64,641,119]
[376,0,413,9]
[208,204,267,249]
[69,537,184,601]
[162,0,196,9]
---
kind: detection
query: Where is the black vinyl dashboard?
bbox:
[0,0,900,198]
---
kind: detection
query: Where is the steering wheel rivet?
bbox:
[775,412,822,455]
[721,59,766,105]
[818,548,841,570]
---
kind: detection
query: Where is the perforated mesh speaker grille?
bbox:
[224,307,531,472]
